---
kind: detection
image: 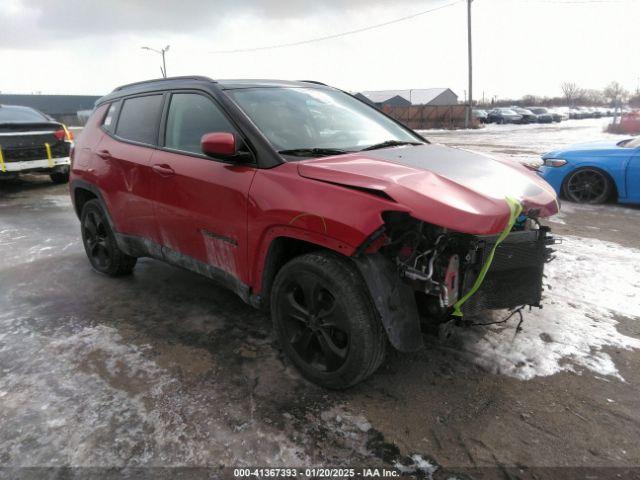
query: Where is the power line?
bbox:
[208,0,463,54]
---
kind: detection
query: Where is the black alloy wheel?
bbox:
[83,210,112,270]
[279,272,350,373]
[564,168,611,204]
[80,199,137,276]
[271,252,386,389]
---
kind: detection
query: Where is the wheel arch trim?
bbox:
[351,253,423,352]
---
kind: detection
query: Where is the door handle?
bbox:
[152,164,175,177]
[96,149,112,160]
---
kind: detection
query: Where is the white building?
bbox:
[359,88,459,106]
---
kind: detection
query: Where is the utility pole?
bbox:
[464,0,473,128]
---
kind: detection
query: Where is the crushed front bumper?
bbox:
[460,227,555,316]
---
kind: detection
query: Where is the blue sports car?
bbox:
[539,137,640,204]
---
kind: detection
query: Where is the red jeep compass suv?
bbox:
[70,76,558,389]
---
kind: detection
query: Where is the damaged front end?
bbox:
[353,211,556,352]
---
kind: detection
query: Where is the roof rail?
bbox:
[298,80,328,86]
[113,76,216,92]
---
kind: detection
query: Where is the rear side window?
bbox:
[102,102,120,134]
[165,93,237,155]
[115,95,163,145]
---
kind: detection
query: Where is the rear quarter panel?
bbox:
[71,104,108,171]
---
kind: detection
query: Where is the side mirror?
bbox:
[201,132,254,163]
[201,132,237,157]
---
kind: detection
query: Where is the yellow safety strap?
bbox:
[0,146,5,173]
[45,142,54,167]
[452,197,524,317]
[62,124,72,141]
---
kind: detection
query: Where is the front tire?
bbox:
[271,252,386,389]
[563,168,612,204]
[80,199,137,276]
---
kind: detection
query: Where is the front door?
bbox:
[149,92,256,284]
[626,147,640,202]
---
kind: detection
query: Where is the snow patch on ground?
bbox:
[447,235,640,380]
[394,454,438,478]
[0,319,309,466]
[547,209,566,225]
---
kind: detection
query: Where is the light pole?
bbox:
[141,45,170,78]
[465,0,473,128]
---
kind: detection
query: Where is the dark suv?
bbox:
[0,105,73,183]
[70,76,558,389]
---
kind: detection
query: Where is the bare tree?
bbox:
[604,81,629,104]
[561,82,581,106]
[582,89,605,106]
[604,81,630,123]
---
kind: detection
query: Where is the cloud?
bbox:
[0,0,432,47]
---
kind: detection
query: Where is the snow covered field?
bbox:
[420,117,621,166]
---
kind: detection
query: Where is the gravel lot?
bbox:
[1,118,639,479]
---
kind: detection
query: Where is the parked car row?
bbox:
[474,107,562,125]
[568,106,627,119]
[474,105,629,125]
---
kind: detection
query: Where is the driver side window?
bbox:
[165,93,237,155]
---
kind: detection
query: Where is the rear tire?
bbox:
[80,199,137,276]
[50,172,69,184]
[271,252,386,389]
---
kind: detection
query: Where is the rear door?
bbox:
[95,94,164,242]
[149,91,256,284]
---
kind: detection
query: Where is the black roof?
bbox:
[98,76,332,105]
[216,79,329,90]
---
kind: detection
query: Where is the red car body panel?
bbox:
[246,162,401,291]
[148,148,257,282]
[94,133,159,242]
[73,143,558,298]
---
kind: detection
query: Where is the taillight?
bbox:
[54,125,74,141]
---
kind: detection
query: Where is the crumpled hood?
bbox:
[297,143,558,235]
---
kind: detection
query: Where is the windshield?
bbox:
[226,87,422,155]
[0,106,48,123]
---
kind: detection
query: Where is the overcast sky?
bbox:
[1,0,638,99]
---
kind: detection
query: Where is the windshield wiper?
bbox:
[360,140,422,151]
[278,147,350,157]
